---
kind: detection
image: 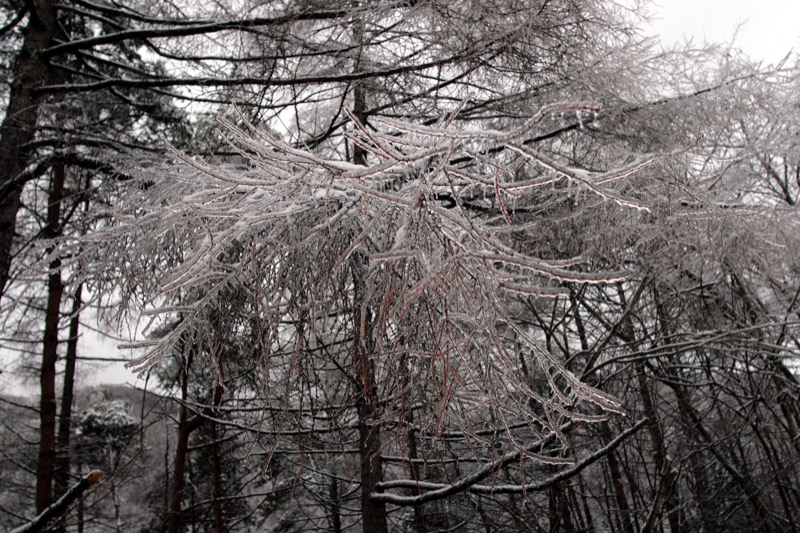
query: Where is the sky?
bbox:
[645,0,799,64]
[1,1,799,397]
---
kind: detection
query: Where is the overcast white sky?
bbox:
[645,0,798,64]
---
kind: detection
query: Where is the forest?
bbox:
[0,0,799,531]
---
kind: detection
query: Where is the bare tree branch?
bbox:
[10,470,103,533]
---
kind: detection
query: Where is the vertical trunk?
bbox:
[350,10,369,169]
[352,85,368,167]
[167,349,203,533]
[329,477,343,533]
[576,476,595,533]
[351,250,386,533]
[77,492,84,533]
[749,421,797,532]
[641,456,678,533]
[36,164,66,516]
[164,431,171,522]
[567,483,588,533]
[549,482,574,533]
[400,349,427,533]
[357,397,387,533]
[635,361,684,533]
[669,378,775,533]
[601,423,634,533]
[209,379,226,533]
[110,464,122,533]
[166,348,217,533]
[616,282,684,533]
[166,399,192,533]
[0,0,60,299]
[54,284,83,498]
[349,31,387,527]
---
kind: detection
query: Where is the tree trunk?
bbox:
[349,50,387,530]
[635,360,684,533]
[549,482,574,533]
[351,254,388,533]
[357,389,387,533]
[615,282,684,533]
[0,0,60,299]
[601,423,634,533]
[54,284,83,498]
[404,364,427,533]
[166,396,191,533]
[36,163,66,516]
[329,477,343,533]
[209,379,226,533]
[166,349,204,533]
[669,378,775,533]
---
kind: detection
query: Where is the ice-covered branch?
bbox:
[372,418,646,505]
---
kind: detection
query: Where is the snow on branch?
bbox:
[90,102,653,423]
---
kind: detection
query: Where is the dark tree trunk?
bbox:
[601,423,634,533]
[668,377,775,533]
[166,348,224,533]
[166,350,204,533]
[0,0,60,299]
[635,360,684,533]
[357,395,387,533]
[54,284,83,498]
[166,396,192,533]
[351,252,387,533]
[616,282,684,533]
[329,478,343,533]
[349,64,387,531]
[36,164,66,516]
[402,352,427,533]
[210,379,226,533]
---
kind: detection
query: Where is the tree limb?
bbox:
[373,419,646,505]
[641,455,679,533]
[10,470,104,533]
[370,421,580,506]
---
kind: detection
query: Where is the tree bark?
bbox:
[166,349,204,533]
[54,284,83,498]
[166,347,223,533]
[329,477,343,533]
[616,282,684,533]
[209,377,226,533]
[351,254,388,533]
[641,456,678,533]
[36,163,66,516]
[401,350,428,533]
[0,0,61,299]
[600,423,634,533]
[349,41,387,528]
